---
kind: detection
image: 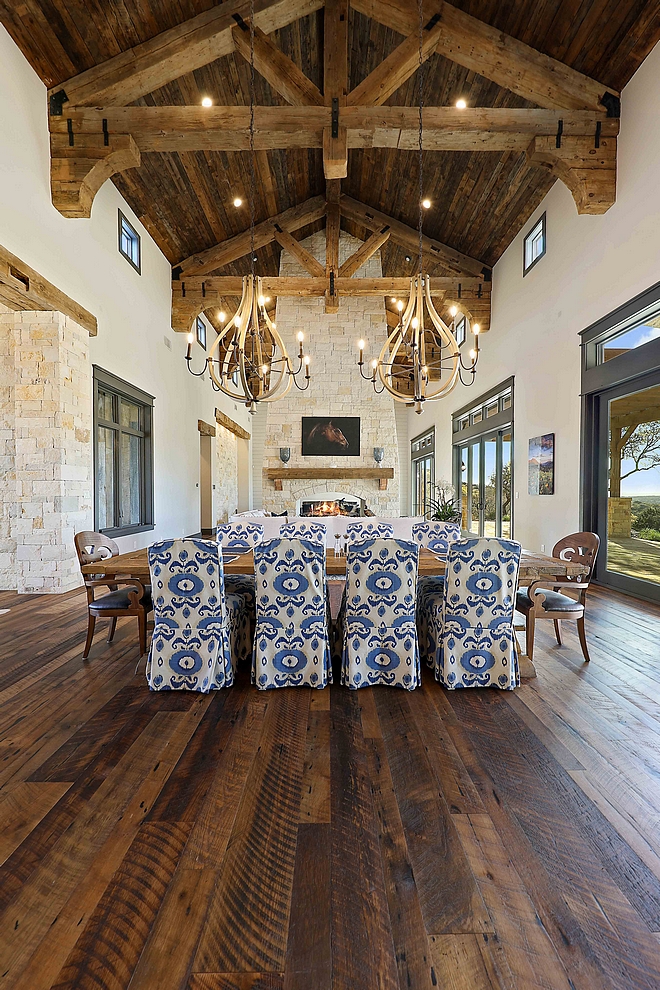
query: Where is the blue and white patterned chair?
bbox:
[217,521,264,556]
[253,538,332,689]
[344,520,394,545]
[338,538,420,690]
[412,521,462,664]
[146,539,252,692]
[419,537,521,690]
[280,520,327,545]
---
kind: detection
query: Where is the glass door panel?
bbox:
[469,442,481,533]
[456,431,513,538]
[606,382,660,587]
[483,436,497,536]
[459,445,468,530]
[501,432,512,539]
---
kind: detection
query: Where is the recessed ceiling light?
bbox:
[455,98,467,109]
[422,199,431,210]
[218,310,226,321]
[405,255,412,262]
[201,96,213,107]
[233,197,243,208]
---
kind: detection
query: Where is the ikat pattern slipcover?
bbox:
[339,538,420,690]
[344,520,394,545]
[252,538,332,689]
[412,521,462,664]
[217,522,264,554]
[279,520,327,545]
[146,539,252,692]
[419,537,521,690]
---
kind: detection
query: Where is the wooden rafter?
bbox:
[325,179,341,313]
[0,242,97,335]
[340,195,488,276]
[350,0,619,113]
[323,0,349,180]
[47,0,324,108]
[338,226,391,277]
[231,22,323,106]
[176,195,326,277]
[274,227,325,276]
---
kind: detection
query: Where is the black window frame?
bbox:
[93,366,154,537]
[523,212,546,276]
[118,210,141,274]
[411,427,435,517]
[196,315,207,350]
[454,315,467,347]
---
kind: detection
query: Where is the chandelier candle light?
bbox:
[184,0,311,411]
[356,0,480,413]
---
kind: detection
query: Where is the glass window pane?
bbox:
[524,218,545,271]
[460,446,468,530]
[501,392,512,411]
[97,389,114,423]
[97,427,115,530]
[120,433,142,527]
[501,432,512,539]
[470,442,480,533]
[471,409,483,425]
[600,314,660,363]
[484,437,497,537]
[486,400,499,418]
[607,382,660,587]
[120,399,141,431]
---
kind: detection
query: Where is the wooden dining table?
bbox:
[81,546,588,583]
[82,546,587,678]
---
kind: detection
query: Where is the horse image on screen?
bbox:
[302,417,360,456]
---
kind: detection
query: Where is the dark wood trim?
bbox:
[215,408,250,440]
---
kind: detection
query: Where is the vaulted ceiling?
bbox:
[2,0,660,286]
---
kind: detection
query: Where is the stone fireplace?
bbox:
[297,492,364,517]
[261,230,401,516]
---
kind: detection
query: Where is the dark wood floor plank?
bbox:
[283,824,331,990]
[193,689,310,973]
[0,703,209,987]
[365,733,437,990]
[330,687,399,990]
[0,781,71,866]
[188,977,284,989]
[299,709,330,823]
[427,934,513,990]
[374,688,492,935]
[50,821,190,990]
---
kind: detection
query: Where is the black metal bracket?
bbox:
[381,225,391,234]
[232,13,249,30]
[600,92,621,118]
[457,283,462,299]
[182,281,186,297]
[425,12,441,30]
[274,222,283,233]
[482,267,492,281]
[595,120,602,149]
[49,89,68,116]
[102,118,109,146]
[331,97,339,139]
[172,266,182,280]
[202,281,206,297]
[329,270,336,296]
[556,118,563,149]
[477,283,482,298]
[67,118,74,147]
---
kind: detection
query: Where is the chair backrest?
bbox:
[412,521,461,557]
[74,530,119,579]
[253,538,330,688]
[217,521,264,554]
[444,537,521,622]
[147,538,230,690]
[345,520,394,545]
[279,520,327,544]
[552,531,600,584]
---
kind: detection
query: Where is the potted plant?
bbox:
[426,480,462,523]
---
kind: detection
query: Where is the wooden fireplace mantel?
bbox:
[265,467,395,491]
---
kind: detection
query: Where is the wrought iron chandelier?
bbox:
[357,0,480,413]
[185,0,310,412]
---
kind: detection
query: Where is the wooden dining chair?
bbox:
[515,532,600,662]
[74,531,152,659]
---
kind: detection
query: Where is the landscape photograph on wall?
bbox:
[301,417,360,456]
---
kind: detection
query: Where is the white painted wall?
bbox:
[0,24,251,557]
[409,39,660,553]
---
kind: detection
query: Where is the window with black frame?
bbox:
[411,428,435,516]
[94,367,154,536]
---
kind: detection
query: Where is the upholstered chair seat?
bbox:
[253,538,332,689]
[146,538,252,691]
[516,587,583,612]
[419,537,522,690]
[89,588,152,611]
[338,538,420,690]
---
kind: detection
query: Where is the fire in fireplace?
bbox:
[298,493,364,517]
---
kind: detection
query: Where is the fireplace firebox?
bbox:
[297,492,365,517]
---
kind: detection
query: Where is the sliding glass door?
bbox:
[457,429,512,538]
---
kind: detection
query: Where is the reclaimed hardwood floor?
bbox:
[0,584,659,989]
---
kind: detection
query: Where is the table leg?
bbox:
[514,624,537,679]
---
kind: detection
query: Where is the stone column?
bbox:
[0,311,93,593]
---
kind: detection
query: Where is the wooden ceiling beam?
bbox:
[340,194,489,276]
[231,22,323,106]
[338,226,391,277]
[0,242,97,335]
[325,179,341,312]
[346,11,444,107]
[274,227,326,276]
[526,134,616,215]
[323,0,349,179]
[350,0,619,113]
[175,195,326,277]
[172,274,490,330]
[50,132,141,219]
[47,0,324,108]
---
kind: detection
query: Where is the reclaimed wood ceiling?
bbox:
[2,0,660,277]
